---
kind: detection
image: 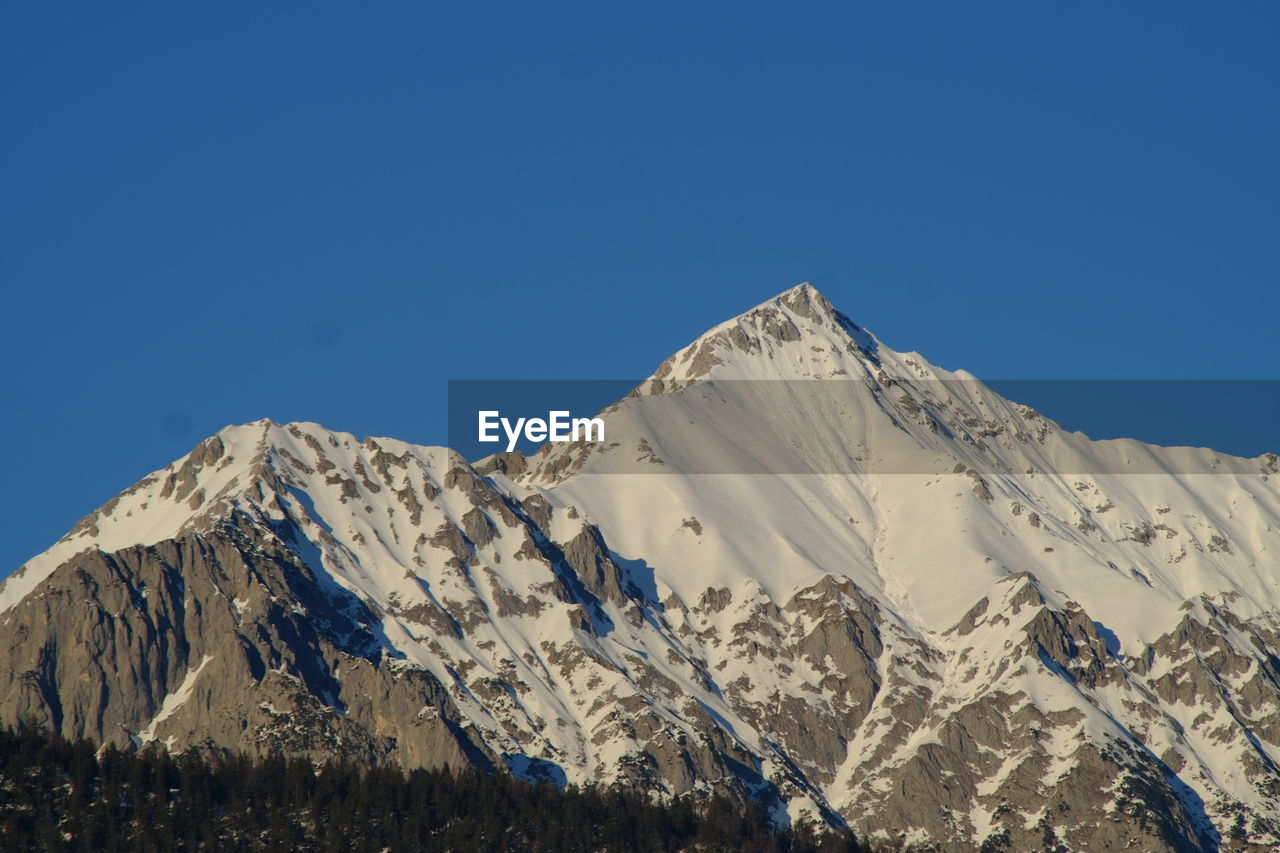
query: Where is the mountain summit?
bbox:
[640,281,883,388]
[3,286,1280,850]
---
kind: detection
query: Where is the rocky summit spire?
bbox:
[773,281,837,321]
[638,282,880,390]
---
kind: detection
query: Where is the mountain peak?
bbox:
[770,280,834,318]
[0,418,463,613]
[640,282,879,389]
[740,281,842,333]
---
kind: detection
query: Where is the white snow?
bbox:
[138,655,213,743]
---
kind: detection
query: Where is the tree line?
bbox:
[0,723,870,852]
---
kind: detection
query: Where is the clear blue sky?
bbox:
[3,3,1278,573]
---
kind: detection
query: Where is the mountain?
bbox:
[4,283,1280,850]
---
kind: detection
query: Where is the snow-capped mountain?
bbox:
[3,284,1279,850]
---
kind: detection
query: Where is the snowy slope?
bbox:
[523,284,1280,651]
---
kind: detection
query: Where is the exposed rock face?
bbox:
[0,520,491,772]
[4,283,1280,850]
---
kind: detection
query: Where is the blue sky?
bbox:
[2,3,1278,573]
